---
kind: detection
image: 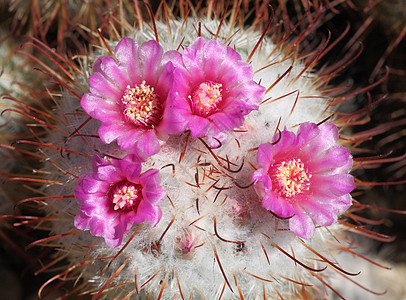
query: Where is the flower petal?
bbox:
[122,159,142,183]
[81,94,121,119]
[93,56,127,90]
[116,129,160,157]
[140,169,165,204]
[308,146,353,175]
[289,211,315,240]
[96,164,123,182]
[299,200,338,227]
[98,122,132,144]
[88,72,122,100]
[188,115,211,137]
[311,173,355,196]
[262,192,296,218]
[134,201,162,226]
[114,37,141,85]
[160,92,190,134]
[74,212,91,231]
[80,174,110,194]
[300,122,339,156]
[256,143,274,170]
[139,40,164,84]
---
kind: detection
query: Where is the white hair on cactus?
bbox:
[34,15,379,299]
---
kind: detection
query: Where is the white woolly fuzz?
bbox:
[0,32,41,213]
[0,32,34,133]
[42,19,354,299]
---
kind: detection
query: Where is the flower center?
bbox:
[121,81,161,128]
[110,181,143,211]
[271,158,312,198]
[189,81,223,116]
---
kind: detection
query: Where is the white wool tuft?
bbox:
[42,19,350,299]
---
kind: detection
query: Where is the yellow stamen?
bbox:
[271,158,312,198]
[111,182,143,211]
[189,81,223,116]
[121,80,161,128]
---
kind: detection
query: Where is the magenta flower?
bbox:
[251,122,355,239]
[162,37,265,145]
[74,154,165,248]
[81,37,176,157]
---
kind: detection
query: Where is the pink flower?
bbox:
[251,122,355,239]
[74,154,165,248]
[81,37,176,157]
[162,37,265,145]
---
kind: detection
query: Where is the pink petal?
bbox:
[74,211,91,230]
[81,174,110,193]
[155,61,174,97]
[115,128,143,149]
[114,37,141,85]
[181,38,206,82]
[309,193,353,214]
[74,194,105,215]
[122,162,142,183]
[160,93,190,134]
[289,211,315,239]
[116,129,160,157]
[92,154,108,170]
[271,130,298,160]
[109,218,127,248]
[300,122,339,156]
[311,173,355,196]
[81,94,120,118]
[139,40,164,84]
[75,184,111,216]
[296,122,319,146]
[162,50,183,66]
[256,143,274,169]
[88,72,122,100]
[134,201,162,226]
[238,81,266,106]
[96,164,123,182]
[334,193,353,213]
[201,39,230,79]
[308,146,353,175]
[93,56,127,90]
[88,215,108,237]
[220,60,254,89]
[98,122,132,144]
[262,192,296,218]
[140,170,165,204]
[299,200,338,226]
[99,218,124,248]
[137,130,161,156]
[208,109,244,132]
[105,236,121,248]
[251,169,269,199]
[188,115,211,137]
[89,106,122,123]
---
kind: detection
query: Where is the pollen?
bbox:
[189,81,223,116]
[110,181,143,211]
[271,158,312,198]
[121,81,161,128]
